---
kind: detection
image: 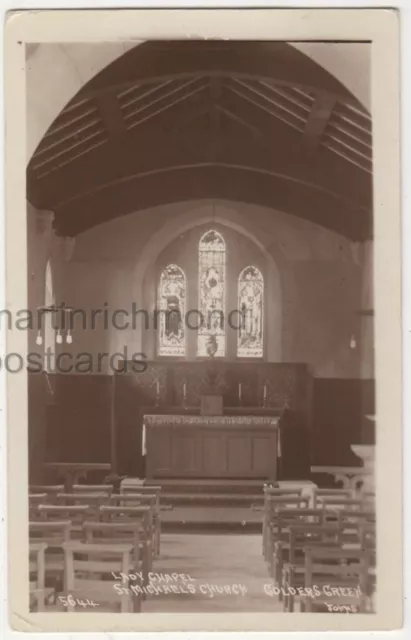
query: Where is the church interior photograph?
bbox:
[26,40,376,614]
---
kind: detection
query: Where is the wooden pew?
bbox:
[62,541,141,612]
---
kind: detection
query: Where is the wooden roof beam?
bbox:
[304,92,337,150]
[96,90,127,139]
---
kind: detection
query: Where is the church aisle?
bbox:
[143,533,281,613]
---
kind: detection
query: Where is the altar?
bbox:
[143,414,279,480]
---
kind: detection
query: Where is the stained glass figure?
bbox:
[158,264,186,356]
[198,230,226,357]
[237,265,264,358]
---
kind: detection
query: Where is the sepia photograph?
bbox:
[4,8,402,633]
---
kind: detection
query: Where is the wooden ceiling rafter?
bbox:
[231,78,309,126]
[32,127,108,174]
[258,80,314,106]
[32,114,103,161]
[122,76,208,127]
[321,141,372,174]
[29,119,370,216]
[27,41,373,240]
[327,120,372,150]
[126,80,209,132]
[36,139,109,180]
[118,78,175,108]
[41,102,99,140]
[225,83,306,134]
[214,104,263,137]
[303,91,337,149]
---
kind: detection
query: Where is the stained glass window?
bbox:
[237,265,264,358]
[158,264,186,356]
[197,230,226,357]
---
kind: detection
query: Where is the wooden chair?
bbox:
[29,542,54,611]
[260,487,303,554]
[337,508,376,531]
[261,495,310,561]
[269,510,335,587]
[72,484,113,497]
[56,493,109,515]
[62,541,141,612]
[317,497,374,512]
[98,505,154,572]
[121,485,163,550]
[301,546,371,613]
[30,485,65,500]
[268,509,335,579]
[30,519,72,546]
[280,524,343,611]
[110,493,161,557]
[83,520,148,585]
[29,494,48,517]
[121,484,162,495]
[36,504,92,535]
[30,520,72,588]
[313,488,354,508]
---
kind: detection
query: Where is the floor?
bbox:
[143,533,281,612]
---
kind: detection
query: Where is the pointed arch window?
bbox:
[197,230,226,357]
[237,265,264,358]
[158,264,186,356]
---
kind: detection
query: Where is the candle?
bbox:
[156,380,160,395]
[238,383,242,401]
[183,382,187,397]
[263,384,267,400]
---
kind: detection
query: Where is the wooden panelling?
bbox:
[310,378,375,470]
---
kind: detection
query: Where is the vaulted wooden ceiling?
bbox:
[27,41,372,240]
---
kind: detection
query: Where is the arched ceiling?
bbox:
[27,40,372,240]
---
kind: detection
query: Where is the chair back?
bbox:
[37,504,92,526]
[29,542,47,611]
[62,541,139,612]
[304,545,371,612]
[72,484,113,497]
[83,520,142,564]
[30,519,72,546]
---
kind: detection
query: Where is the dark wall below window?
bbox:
[28,370,375,483]
[310,377,375,469]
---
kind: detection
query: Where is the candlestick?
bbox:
[182,382,187,410]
